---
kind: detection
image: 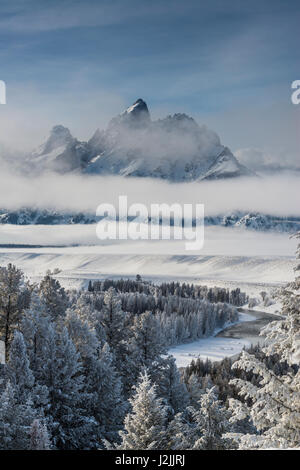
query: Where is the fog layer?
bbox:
[0,170,299,217]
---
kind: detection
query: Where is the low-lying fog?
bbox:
[0,171,299,217]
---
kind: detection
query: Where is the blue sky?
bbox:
[0,0,299,163]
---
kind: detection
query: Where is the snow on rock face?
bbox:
[85,100,253,181]
[204,149,250,180]
[25,99,253,180]
[107,98,151,132]
[39,125,74,155]
[26,125,91,174]
[30,125,74,161]
[124,98,150,120]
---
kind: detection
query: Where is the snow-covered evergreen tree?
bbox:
[130,311,166,369]
[7,331,34,403]
[42,326,93,449]
[30,419,51,450]
[166,406,202,450]
[20,298,53,410]
[38,274,68,322]
[97,288,135,395]
[0,381,36,450]
[112,371,168,450]
[191,387,236,450]
[166,386,235,450]
[100,287,126,348]
[65,310,125,445]
[23,314,93,449]
[228,236,300,449]
[167,386,236,450]
[21,294,49,367]
[154,355,189,415]
[186,373,203,408]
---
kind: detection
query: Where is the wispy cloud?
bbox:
[0,0,181,33]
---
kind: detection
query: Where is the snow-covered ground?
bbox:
[252,301,282,315]
[169,336,252,367]
[0,224,297,256]
[0,247,295,291]
[168,311,258,367]
[0,225,297,290]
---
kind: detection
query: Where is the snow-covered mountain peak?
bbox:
[24,99,254,180]
[40,125,74,156]
[109,98,151,130]
[125,98,149,116]
[27,125,90,174]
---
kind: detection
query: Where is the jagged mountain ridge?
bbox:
[25,99,253,180]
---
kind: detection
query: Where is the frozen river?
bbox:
[168,309,281,367]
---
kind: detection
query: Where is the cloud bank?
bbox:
[0,170,299,217]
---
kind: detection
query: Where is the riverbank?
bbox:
[169,308,281,367]
[216,308,282,345]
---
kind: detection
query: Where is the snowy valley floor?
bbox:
[0,224,296,290]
